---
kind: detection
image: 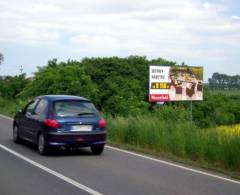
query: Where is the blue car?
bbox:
[13,95,106,155]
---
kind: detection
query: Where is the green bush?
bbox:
[0,98,18,116]
[19,59,99,104]
[1,57,240,128]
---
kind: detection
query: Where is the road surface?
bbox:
[0,115,239,195]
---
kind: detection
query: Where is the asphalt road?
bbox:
[0,115,240,195]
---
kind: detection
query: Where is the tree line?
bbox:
[208,72,240,90]
[0,56,239,128]
[0,53,3,65]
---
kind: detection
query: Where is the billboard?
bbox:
[149,66,203,102]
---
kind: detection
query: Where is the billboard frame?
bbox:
[149,65,204,102]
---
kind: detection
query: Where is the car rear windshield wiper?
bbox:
[77,112,96,116]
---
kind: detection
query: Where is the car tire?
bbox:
[13,125,21,143]
[38,133,49,155]
[91,145,104,155]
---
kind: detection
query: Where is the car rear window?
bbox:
[53,100,98,117]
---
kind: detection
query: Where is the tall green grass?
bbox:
[0,98,26,117]
[107,115,240,172]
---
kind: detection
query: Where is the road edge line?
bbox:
[0,144,102,195]
[105,146,240,185]
[0,114,14,121]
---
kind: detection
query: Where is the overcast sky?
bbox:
[0,0,239,80]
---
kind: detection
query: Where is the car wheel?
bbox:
[38,134,49,155]
[91,145,104,155]
[13,125,21,143]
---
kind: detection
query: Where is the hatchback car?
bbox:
[13,95,106,155]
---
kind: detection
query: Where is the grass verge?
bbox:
[107,115,240,180]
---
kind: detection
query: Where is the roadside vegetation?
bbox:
[0,56,240,176]
[107,116,240,173]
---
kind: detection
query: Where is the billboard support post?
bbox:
[190,101,193,123]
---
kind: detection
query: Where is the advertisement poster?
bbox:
[149,66,203,102]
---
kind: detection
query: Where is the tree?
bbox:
[0,53,3,65]
[19,59,99,104]
[209,72,240,90]
[81,56,177,114]
[0,74,29,99]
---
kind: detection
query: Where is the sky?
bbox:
[0,0,239,81]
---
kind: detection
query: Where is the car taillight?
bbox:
[98,119,106,128]
[44,119,60,128]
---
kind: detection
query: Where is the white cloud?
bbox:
[231,15,240,20]
[0,0,239,71]
[203,2,212,9]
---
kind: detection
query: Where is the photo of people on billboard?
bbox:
[149,66,203,102]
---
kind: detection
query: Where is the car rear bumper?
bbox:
[45,131,106,147]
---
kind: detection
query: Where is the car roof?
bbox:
[37,95,90,102]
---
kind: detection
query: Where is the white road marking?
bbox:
[1,115,239,186]
[0,144,102,195]
[0,114,13,121]
[106,145,240,185]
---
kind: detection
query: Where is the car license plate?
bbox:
[71,125,92,132]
